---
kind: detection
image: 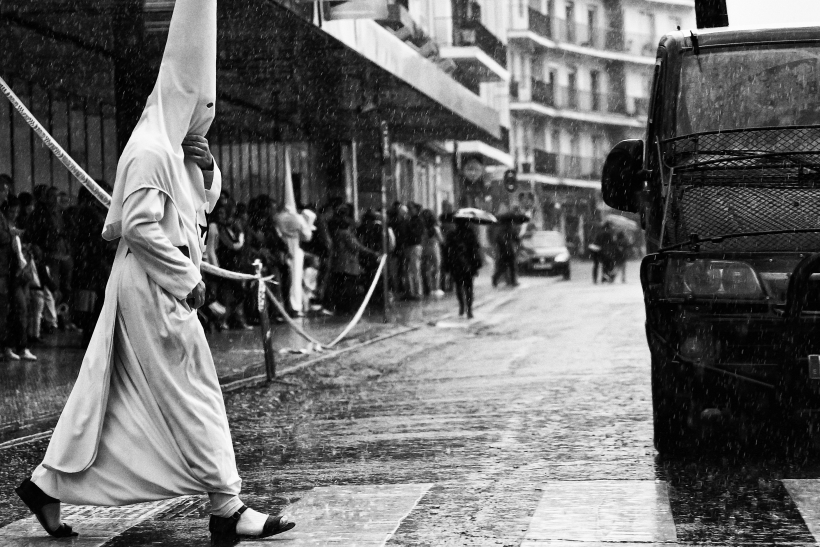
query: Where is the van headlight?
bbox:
[555,252,570,263]
[665,259,765,299]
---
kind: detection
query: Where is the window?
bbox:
[586,6,598,46]
[590,70,601,111]
[565,1,575,42]
[567,69,578,108]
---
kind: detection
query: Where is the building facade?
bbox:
[503,0,695,252]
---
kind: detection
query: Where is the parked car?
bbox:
[517,230,571,279]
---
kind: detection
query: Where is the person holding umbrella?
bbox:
[444,217,483,319]
[492,211,527,288]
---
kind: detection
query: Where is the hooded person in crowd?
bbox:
[14,0,294,542]
[274,153,312,317]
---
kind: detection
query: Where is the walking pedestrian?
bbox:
[421,209,444,297]
[492,221,521,287]
[444,219,483,319]
[403,203,425,300]
[14,1,294,542]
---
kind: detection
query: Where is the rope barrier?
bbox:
[265,254,386,350]
[0,75,387,350]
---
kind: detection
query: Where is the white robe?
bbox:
[32,176,241,506]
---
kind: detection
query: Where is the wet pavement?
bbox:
[4,259,820,545]
[0,274,502,440]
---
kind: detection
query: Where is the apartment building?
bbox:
[505,0,695,249]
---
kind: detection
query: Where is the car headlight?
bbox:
[665,258,765,299]
[555,252,570,262]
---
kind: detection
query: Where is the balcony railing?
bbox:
[454,20,508,69]
[513,81,650,120]
[534,149,558,175]
[531,78,554,107]
[528,7,551,38]
[537,18,657,57]
[530,150,599,179]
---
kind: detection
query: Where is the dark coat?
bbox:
[444,224,482,278]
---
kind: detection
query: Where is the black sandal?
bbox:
[15,478,78,538]
[209,505,295,546]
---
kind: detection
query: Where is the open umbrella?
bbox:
[453,208,498,225]
[496,211,531,224]
[603,214,639,232]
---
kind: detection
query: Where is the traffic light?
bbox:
[503,169,517,193]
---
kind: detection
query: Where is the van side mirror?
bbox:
[601,139,645,213]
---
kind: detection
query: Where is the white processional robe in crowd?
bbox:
[30,0,242,505]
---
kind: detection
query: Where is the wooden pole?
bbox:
[255,261,277,381]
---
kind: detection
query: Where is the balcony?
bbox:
[439,17,509,86]
[453,20,507,69]
[511,14,658,61]
[529,150,599,180]
[534,149,558,175]
[531,78,554,107]
[528,7,551,38]
[560,154,599,179]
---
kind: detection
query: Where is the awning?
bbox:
[321,19,501,140]
[0,0,503,145]
[512,172,602,190]
[451,140,514,168]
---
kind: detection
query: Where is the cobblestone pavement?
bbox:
[4,259,820,545]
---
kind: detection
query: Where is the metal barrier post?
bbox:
[255,261,277,381]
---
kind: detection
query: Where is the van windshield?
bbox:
[677,45,820,135]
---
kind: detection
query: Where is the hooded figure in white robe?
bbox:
[21,0,293,539]
[274,152,312,315]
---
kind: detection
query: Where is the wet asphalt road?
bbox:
[4,260,820,545]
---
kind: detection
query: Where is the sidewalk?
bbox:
[0,273,504,442]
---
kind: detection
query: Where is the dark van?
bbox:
[602,27,820,453]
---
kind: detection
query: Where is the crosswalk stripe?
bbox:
[522,480,678,545]
[276,483,432,546]
[0,496,194,546]
[783,479,820,542]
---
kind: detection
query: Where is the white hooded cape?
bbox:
[32,0,241,505]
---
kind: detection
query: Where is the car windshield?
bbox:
[677,45,820,135]
[527,232,565,247]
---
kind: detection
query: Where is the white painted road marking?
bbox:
[271,483,432,545]
[0,496,194,546]
[783,479,820,542]
[522,480,678,545]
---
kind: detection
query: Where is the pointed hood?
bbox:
[103,0,217,241]
[150,0,218,145]
[283,149,297,214]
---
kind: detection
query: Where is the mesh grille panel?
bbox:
[663,128,820,251]
[670,186,820,252]
[667,127,820,176]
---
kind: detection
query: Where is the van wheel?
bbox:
[563,267,571,280]
[652,355,687,454]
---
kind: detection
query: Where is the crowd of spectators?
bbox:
[0,172,460,361]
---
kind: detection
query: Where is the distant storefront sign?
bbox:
[328,0,389,20]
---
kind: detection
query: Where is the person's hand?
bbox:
[186,280,206,309]
[182,135,214,171]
